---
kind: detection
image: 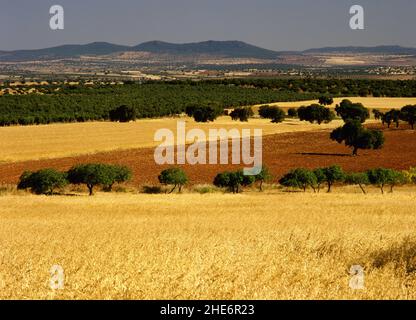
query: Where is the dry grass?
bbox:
[0,117,344,162]
[253,97,416,111]
[1,191,416,300]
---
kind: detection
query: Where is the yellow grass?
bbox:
[0,117,345,162]
[1,191,416,300]
[253,97,416,111]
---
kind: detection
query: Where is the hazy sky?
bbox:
[1,0,415,51]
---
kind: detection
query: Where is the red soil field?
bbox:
[1,125,415,186]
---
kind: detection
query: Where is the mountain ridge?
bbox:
[0,41,415,62]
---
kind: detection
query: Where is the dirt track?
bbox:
[1,125,415,186]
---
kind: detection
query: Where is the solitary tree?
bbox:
[298,104,335,125]
[330,120,385,156]
[344,172,370,194]
[67,163,121,196]
[258,105,286,123]
[322,165,345,193]
[400,105,416,130]
[109,105,136,122]
[17,169,68,195]
[335,100,369,123]
[279,168,317,192]
[158,168,188,193]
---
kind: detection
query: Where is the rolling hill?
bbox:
[0,40,281,62]
[0,41,415,66]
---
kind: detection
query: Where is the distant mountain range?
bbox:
[0,40,415,62]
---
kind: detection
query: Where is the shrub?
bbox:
[17,169,68,195]
[142,185,164,194]
[192,184,219,194]
[158,168,188,193]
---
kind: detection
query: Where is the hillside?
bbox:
[0,40,281,61]
[133,40,281,59]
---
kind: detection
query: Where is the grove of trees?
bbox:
[2,79,416,126]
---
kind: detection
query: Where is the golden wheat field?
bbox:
[0,117,345,162]
[1,190,416,300]
[253,97,416,111]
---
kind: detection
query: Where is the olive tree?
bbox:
[254,166,273,191]
[258,105,286,123]
[279,168,317,192]
[400,105,416,130]
[345,172,370,194]
[230,107,254,122]
[335,99,369,123]
[186,105,221,123]
[330,120,384,156]
[213,170,254,194]
[17,169,68,195]
[366,168,406,194]
[158,168,188,193]
[298,104,335,125]
[322,165,345,193]
[67,163,131,196]
[318,96,334,106]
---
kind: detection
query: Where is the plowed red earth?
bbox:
[1,124,415,186]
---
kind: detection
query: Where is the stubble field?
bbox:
[1,192,416,300]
